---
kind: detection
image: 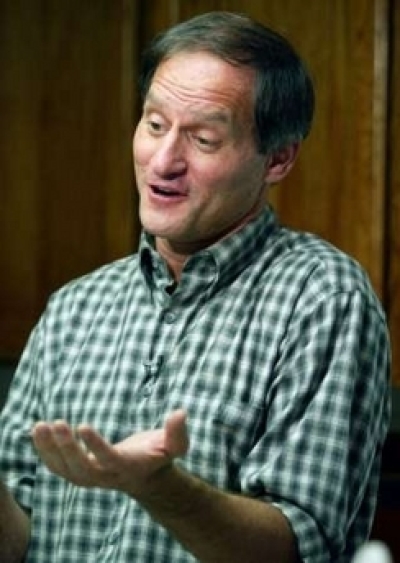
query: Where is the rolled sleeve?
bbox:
[240,289,391,562]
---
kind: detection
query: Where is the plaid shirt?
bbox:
[0,207,391,562]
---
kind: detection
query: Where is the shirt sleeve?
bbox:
[0,320,45,511]
[240,288,391,562]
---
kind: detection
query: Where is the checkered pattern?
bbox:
[0,207,391,562]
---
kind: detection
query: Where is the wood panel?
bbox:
[0,0,138,358]
[388,0,400,385]
[0,1,41,358]
[137,0,180,43]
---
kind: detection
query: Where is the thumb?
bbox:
[164,410,189,458]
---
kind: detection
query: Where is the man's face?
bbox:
[133,51,269,255]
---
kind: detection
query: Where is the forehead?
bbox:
[147,51,256,120]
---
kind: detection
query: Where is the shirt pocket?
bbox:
[175,395,265,491]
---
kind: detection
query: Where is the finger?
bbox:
[31,421,72,477]
[164,410,189,458]
[76,424,116,467]
[50,421,106,479]
[33,420,97,485]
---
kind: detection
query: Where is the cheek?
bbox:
[197,162,242,194]
[132,125,152,167]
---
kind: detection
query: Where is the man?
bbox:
[0,11,391,562]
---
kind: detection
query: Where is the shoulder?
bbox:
[45,254,141,318]
[280,229,376,294]
[265,227,386,322]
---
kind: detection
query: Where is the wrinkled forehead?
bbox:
[147,51,256,118]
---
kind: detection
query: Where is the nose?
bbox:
[151,131,187,178]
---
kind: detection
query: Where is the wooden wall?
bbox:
[389,0,400,394]
[0,0,139,356]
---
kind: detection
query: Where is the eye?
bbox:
[196,136,213,146]
[193,135,219,152]
[147,120,164,134]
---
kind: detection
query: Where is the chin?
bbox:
[140,209,180,236]
[141,219,175,239]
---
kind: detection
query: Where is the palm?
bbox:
[31,409,189,497]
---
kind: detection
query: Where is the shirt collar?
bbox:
[139,206,279,296]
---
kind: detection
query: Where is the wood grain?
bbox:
[388,0,400,385]
[0,0,137,357]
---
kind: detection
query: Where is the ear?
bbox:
[264,143,300,184]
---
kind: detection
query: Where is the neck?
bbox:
[155,239,189,282]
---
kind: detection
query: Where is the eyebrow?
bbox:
[144,91,231,126]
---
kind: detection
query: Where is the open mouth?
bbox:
[151,185,185,198]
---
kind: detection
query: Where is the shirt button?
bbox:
[164,310,176,324]
[142,383,154,397]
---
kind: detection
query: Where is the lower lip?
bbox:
[148,186,187,205]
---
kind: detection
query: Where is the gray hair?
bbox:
[138,11,315,154]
